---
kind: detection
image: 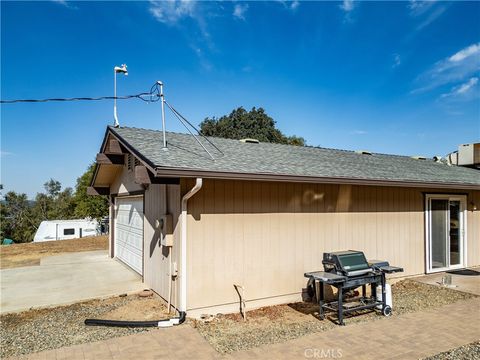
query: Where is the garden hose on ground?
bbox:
[84,311,186,328]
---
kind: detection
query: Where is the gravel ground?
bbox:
[423,341,480,360]
[0,293,168,358]
[194,280,477,354]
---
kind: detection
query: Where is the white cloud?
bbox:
[392,53,401,68]
[149,0,196,25]
[449,43,480,62]
[408,0,436,16]
[339,0,358,23]
[413,42,480,94]
[441,77,479,99]
[339,0,355,12]
[51,0,77,9]
[407,1,448,31]
[233,3,248,20]
[277,1,300,11]
[415,5,446,31]
[290,1,300,10]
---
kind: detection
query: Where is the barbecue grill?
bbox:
[304,250,403,325]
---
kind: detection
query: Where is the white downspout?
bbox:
[180,178,203,312]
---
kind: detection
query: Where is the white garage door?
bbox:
[115,196,143,275]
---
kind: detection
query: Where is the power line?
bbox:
[0,86,161,104]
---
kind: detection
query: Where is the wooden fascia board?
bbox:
[135,165,179,185]
[96,153,124,165]
[87,186,110,196]
[154,167,480,190]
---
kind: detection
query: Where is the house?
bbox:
[89,126,480,317]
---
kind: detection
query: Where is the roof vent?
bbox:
[411,156,427,160]
[355,150,372,155]
[240,138,260,144]
[433,155,442,162]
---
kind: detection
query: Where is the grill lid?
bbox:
[323,250,370,275]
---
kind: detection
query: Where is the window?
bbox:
[63,228,75,235]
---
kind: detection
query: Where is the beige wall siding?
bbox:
[110,167,144,195]
[184,179,480,313]
[467,190,480,267]
[143,184,181,307]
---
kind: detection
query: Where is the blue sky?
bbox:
[1,1,479,198]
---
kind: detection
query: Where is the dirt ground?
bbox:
[0,236,108,269]
[193,280,478,353]
[0,292,170,358]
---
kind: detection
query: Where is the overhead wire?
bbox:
[1,81,223,160]
[0,84,161,104]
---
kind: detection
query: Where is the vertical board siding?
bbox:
[184,179,479,311]
[143,184,181,305]
[143,184,167,298]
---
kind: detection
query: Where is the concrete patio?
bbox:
[414,267,480,296]
[1,250,145,314]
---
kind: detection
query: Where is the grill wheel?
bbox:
[382,305,392,316]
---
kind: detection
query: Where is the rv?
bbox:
[33,219,100,242]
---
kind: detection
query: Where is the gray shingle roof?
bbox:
[109,126,480,188]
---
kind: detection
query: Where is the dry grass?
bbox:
[0,236,108,269]
[194,280,478,354]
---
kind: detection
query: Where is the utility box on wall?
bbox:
[159,214,173,247]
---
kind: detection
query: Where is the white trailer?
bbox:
[33,219,99,242]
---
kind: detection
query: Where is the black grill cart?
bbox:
[304,250,403,325]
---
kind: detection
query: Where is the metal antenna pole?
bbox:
[113,64,127,128]
[113,69,119,127]
[158,81,167,150]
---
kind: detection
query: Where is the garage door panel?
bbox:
[115,197,143,275]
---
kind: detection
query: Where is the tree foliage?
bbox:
[0,164,108,243]
[74,163,109,220]
[0,192,37,243]
[199,107,306,146]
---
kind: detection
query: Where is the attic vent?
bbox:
[127,153,140,172]
[240,138,260,144]
[355,150,372,155]
[411,156,427,160]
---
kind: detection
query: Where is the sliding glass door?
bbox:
[426,195,466,273]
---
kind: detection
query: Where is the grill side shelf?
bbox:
[304,271,347,284]
[378,266,404,274]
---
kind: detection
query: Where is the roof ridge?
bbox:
[114,125,433,160]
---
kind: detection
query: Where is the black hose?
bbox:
[84,311,186,328]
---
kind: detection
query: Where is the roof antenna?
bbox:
[157,81,168,151]
[113,64,128,127]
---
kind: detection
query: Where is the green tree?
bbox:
[199,107,306,146]
[44,179,61,198]
[32,179,75,221]
[0,191,37,242]
[74,163,108,220]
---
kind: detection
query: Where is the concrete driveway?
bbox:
[1,250,144,314]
